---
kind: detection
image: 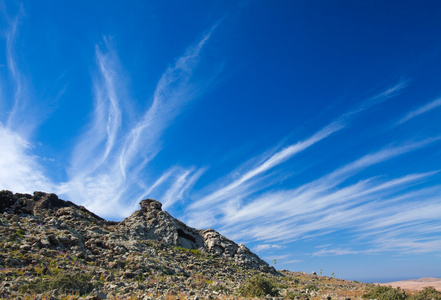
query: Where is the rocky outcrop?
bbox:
[121,198,271,272]
[0,190,104,220]
[1,190,271,272]
[0,190,374,299]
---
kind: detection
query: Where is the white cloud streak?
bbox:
[183,90,441,256]
[341,80,408,119]
[61,31,215,218]
[221,165,441,254]
[1,9,439,261]
[0,13,217,219]
[0,125,52,192]
[2,10,40,139]
[0,10,53,194]
[119,32,212,178]
[186,81,410,228]
[5,15,23,129]
[369,80,408,103]
[69,40,122,176]
[254,244,285,252]
[189,121,345,212]
[397,98,441,125]
[159,166,206,209]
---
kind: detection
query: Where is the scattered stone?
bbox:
[0,190,373,299]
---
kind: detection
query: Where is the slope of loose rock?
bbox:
[0,190,376,299]
[0,190,274,298]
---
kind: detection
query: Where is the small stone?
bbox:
[105,273,115,281]
[19,244,31,251]
[91,289,107,299]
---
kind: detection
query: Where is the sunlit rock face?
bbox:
[122,198,272,272]
[0,190,272,272]
[0,190,103,220]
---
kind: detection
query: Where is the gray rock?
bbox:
[120,198,272,272]
[91,289,107,299]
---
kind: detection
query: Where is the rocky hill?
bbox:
[0,190,271,271]
[0,190,385,299]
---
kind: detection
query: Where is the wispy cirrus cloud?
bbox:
[0,125,52,192]
[2,6,53,139]
[254,244,285,252]
[368,80,408,104]
[2,9,31,138]
[183,82,441,257]
[188,120,345,212]
[61,30,216,218]
[397,98,441,125]
[341,80,408,119]
[222,168,441,253]
[314,217,441,256]
[0,14,218,218]
[118,31,213,179]
[234,167,440,252]
[146,166,207,210]
[185,82,414,228]
[312,248,367,257]
[0,10,53,193]
[69,38,123,177]
[1,7,440,265]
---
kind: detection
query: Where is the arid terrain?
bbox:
[1,190,439,299]
[380,277,441,291]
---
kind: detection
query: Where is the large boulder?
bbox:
[120,198,273,272]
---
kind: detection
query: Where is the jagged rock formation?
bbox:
[0,190,375,299]
[0,190,104,220]
[0,190,277,298]
[121,198,270,272]
[0,190,271,272]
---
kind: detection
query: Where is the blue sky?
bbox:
[1,1,441,282]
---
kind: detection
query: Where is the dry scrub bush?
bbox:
[238,274,279,297]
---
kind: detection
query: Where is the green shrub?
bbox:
[16,229,25,237]
[19,272,97,295]
[277,282,290,289]
[238,274,279,297]
[305,283,318,291]
[175,246,203,256]
[190,249,203,256]
[409,286,441,300]
[362,285,407,300]
[286,290,306,299]
[211,283,229,293]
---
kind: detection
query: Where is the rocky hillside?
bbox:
[1,190,379,299]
